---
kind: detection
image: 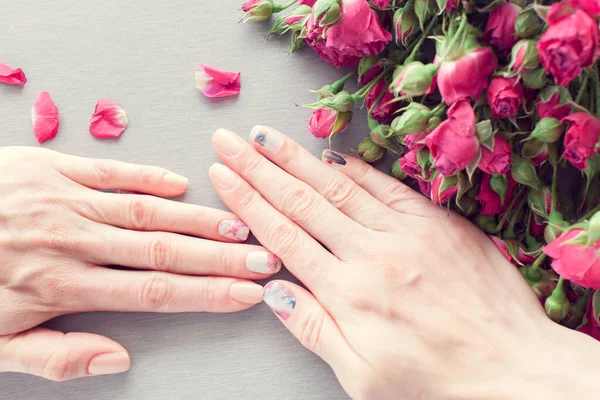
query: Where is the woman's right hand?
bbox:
[0,146,280,381]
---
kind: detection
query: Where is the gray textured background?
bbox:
[0,1,375,398]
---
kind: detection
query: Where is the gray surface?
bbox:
[0,1,374,399]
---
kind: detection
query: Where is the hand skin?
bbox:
[210,126,600,400]
[0,147,279,381]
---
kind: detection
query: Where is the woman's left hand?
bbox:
[210,126,600,400]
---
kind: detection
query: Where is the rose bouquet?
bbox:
[242,0,600,338]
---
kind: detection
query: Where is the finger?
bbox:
[51,153,189,197]
[212,128,365,256]
[246,125,392,229]
[83,191,250,243]
[87,226,281,279]
[78,268,264,313]
[209,163,337,289]
[261,281,363,379]
[322,151,437,217]
[0,327,130,381]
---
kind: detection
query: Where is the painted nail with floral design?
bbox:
[218,220,250,242]
[322,149,347,169]
[250,125,284,153]
[263,281,296,320]
[246,251,282,274]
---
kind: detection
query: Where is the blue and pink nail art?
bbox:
[250,126,283,152]
[263,281,296,320]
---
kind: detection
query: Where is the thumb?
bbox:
[0,327,130,381]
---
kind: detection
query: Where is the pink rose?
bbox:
[418,179,432,199]
[562,112,600,170]
[431,174,458,205]
[478,135,512,175]
[537,91,571,120]
[531,144,550,167]
[308,108,352,138]
[486,77,523,118]
[399,150,423,179]
[298,0,317,5]
[437,47,498,105]
[445,0,459,12]
[544,228,600,289]
[372,0,393,8]
[485,2,521,55]
[306,0,392,68]
[530,214,546,238]
[359,62,384,86]
[365,79,399,124]
[476,173,517,216]
[426,99,479,176]
[537,5,600,86]
[577,293,600,341]
[403,131,430,151]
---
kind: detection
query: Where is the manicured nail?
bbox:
[163,173,189,190]
[229,282,264,304]
[88,352,130,376]
[250,125,283,152]
[214,128,244,156]
[262,281,296,320]
[322,149,347,168]
[218,220,250,241]
[246,251,282,274]
[210,164,239,190]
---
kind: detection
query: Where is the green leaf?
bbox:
[455,171,474,205]
[475,120,495,150]
[414,0,434,31]
[522,139,545,159]
[417,147,431,177]
[504,240,522,265]
[466,148,482,182]
[584,154,600,198]
[533,3,551,22]
[512,154,541,189]
[490,173,509,204]
[593,290,600,325]
[289,30,306,54]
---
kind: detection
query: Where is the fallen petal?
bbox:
[195,64,241,98]
[0,62,27,85]
[89,99,128,139]
[31,91,59,143]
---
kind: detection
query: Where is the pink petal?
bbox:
[0,62,27,86]
[195,64,241,98]
[31,91,59,144]
[89,99,129,139]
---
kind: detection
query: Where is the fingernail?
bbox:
[246,251,282,274]
[214,128,244,157]
[210,164,239,190]
[250,125,283,152]
[163,173,189,190]
[88,352,130,376]
[218,220,250,241]
[322,149,347,169]
[229,282,264,304]
[263,281,296,320]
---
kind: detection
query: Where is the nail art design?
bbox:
[322,149,347,167]
[263,281,296,320]
[246,252,282,274]
[218,220,250,241]
[250,126,283,152]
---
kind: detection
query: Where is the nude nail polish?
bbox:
[163,173,189,190]
[218,220,250,241]
[246,251,282,274]
[322,149,347,168]
[88,353,130,376]
[250,125,283,152]
[229,282,264,304]
[262,281,296,320]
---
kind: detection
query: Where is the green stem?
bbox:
[355,69,389,98]
[531,253,547,270]
[331,72,355,93]
[405,16,439,64]
[550,148,559,213]
[581,204,600,221]
[442,12,468,61]
[575,71,590,104]
[592,66,600,117]
[495,187,526,231]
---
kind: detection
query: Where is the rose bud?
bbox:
[522,140,550,166]
[392,62,439,97]
[511,154,540,189]
[544,211,569,244]
[242,0,275,22]
[545,279,571,322]
[522,69,547,90]
[484,2,521,55]
[399,150,424,179]
[372,0,393,8]
[478,135,512,175]
[588,211,600,244]
[431,174,459,206]
[536,87,571,120]
[417,179,432,199]
[509,40,540,73]
[370,123,394,148]
[357,137,385,163]
[358,56,384,86]
[308,108,352,138]
[476,173,503,216]
[426,99,479,176]
[391,158,408,180]
[403,131,430,151]
[393,7,418,47]
[528,118,565,144]
[445,0,459,12]
[366,80,399,124]
[299,0,317,5]
[486,77,523,119]
[527,187,552,218]
[562,112,600,170]
[281,5,312,29]
[530,214,546,238]
[537,3,600,86]
[577,293,600,340]
[391,103,431,136]
[437,47,498,105]
[514,9,542,38]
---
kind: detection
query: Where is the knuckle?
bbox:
[36,272,74,308]
[138,274,171,311]
[321,177,358,209]
[351,160,371,187]
[236,189,258,210]
[146,235,177,272]
[281,186,315,222]
[382,182,414,208]
[243,154,264,177]
[43,343,71,382]
[266,222,300,259]
[127,199,155,230]
[42,224,80,252]
[199,278,219,310]
[298,307,326,353]
[139,167,162,186]
[93,160,117,184]
[216,246,235,276]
